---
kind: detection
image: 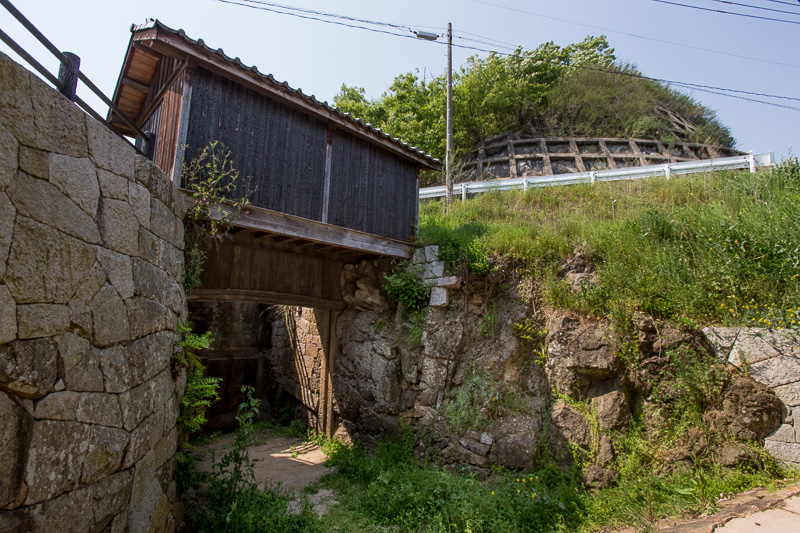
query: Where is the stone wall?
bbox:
[270,307,324,426]
[704,327,800,466]
[0,52,186,532]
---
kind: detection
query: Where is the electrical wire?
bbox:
[709,0,800,16]
[469,0,800,70]
[651,0,800,25]
[759,0,800,7]
[214,0,800,112]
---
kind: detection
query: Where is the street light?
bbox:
[415,23,454,210]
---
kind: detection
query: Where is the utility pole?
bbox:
[446,22,453,211]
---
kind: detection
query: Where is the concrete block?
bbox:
[434,276,459,288]
[424,245,440,262]
[430,286,448,307]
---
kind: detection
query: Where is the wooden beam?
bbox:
[318,310,331,434]
[136,60,188,128]
[121,76,151,94]
[321,125,333,223]
[187,288,344,310]
[325,310,340,438]
[183,190,412,258]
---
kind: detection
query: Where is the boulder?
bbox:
[705,373,782,442]
[493,415,542,471]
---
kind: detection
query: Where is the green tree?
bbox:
[333,34,734,185]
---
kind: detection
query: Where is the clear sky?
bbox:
[1,0,797,159]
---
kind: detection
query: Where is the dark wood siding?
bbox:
[328,130,418,241]
[185,67,327,221]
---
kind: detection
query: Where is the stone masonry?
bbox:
[410,245,459,308]
[704,327,800,466]
[0,51,186,532]
[270,307,324,425]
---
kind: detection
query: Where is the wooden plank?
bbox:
[171,68,194,186]
[187,289,345,310]
[136,60,187,128]
[189,193,412,257]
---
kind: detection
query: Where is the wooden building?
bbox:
[108,20,440,433]
[109,19,440,244]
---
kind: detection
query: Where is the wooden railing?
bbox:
[0,0,155,158]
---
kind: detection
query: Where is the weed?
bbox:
[383,261,431,311]
[174,323,221,436]
[183,386,320,532]
[182,141,254,292]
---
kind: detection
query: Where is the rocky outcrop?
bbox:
[324,256,787,489]
[0,52,184,532]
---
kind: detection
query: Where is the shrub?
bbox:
[383,262,430,311]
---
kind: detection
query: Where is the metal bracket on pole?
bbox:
[58,51,80,101]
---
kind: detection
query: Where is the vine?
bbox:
[183,141,254,291]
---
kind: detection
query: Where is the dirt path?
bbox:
[196,433,330,489]
[195,431,337,515]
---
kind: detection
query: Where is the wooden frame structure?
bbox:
[109,20,439,435]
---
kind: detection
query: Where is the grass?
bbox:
[315,429,793,533]
[419,159,800,326]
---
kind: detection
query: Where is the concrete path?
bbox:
[653,484,800,532]
[715,494,800,533]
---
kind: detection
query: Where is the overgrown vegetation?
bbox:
[174,322,221,436]
[420,159,800,328]
[182,386,320,532]
[183,141,253,291]
[383,261,431,311]
[334,35,733,185]
[316,416,789,532]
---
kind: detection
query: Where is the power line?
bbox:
[469,0,800,70]
[708,0,800,16]
[578,65,800,110]
[214,0,800,112]
[756,0,800,8]
[214,0,498,55]
[651,0,800,25]
[455,29,518,49]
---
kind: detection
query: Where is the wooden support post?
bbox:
[325,310,340,438]
[58,52,80,101]
[318,310,331,434]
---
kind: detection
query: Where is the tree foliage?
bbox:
[334,35,734,184]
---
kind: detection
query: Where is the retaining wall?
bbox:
[704,327,800,466]
[0,51,186,532]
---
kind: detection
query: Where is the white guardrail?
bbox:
[419,152,776,200]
